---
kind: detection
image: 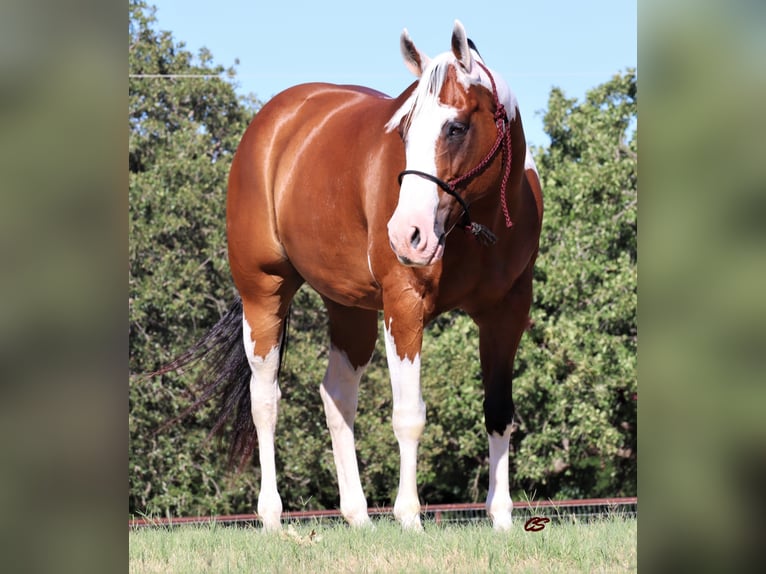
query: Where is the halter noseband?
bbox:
[396,61,513,246]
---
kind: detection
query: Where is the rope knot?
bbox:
[465,222,498,246]
[494,103,507,126]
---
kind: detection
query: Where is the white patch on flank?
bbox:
[320,346,371,526]
[384,318,426,530]
[243,315,283,530]
[487,425,514,531]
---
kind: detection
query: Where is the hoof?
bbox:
[396,512,423,531]
[260,518,282,532]
[490,512,513,531]
[345,513,373,528]
[258,504,283,532]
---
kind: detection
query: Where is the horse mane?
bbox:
[385,52,456,135]
[385,47,518,135]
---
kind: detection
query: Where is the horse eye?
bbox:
[446,122,468,139]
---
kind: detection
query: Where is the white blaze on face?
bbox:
[387,100,457,266]
[385,56,462,267]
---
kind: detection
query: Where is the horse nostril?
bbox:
[409,227,421,249]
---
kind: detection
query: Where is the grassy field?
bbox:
[129,516,636,573]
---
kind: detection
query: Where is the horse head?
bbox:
[386,20,517,267]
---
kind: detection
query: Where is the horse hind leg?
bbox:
[319,299,377,527]
[241,278,301,531]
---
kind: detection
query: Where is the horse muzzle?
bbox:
[387,218,446,267]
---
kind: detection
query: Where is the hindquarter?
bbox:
[269,87,403,308]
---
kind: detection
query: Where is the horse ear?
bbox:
[451,19,473,73]
[400,28,430,78]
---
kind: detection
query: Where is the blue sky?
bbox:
[150,1,636,148]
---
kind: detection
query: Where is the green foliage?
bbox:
[129,0,260,517]
[512,70,637,498]
[129,0,253,372]
[129,0,636,518]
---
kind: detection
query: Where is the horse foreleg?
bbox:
[319,301,377,527]
[473,264,534,531]
[486,424,514,531]
[383,311,426,531]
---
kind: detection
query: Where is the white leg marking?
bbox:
[384,319,425,530]
[243,316,283,531]
[319,346,371,527]
[487,425,514,531]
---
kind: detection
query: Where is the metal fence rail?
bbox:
[130,497,636,529]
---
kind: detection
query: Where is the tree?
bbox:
[510,70,637,498]
[129,0,260,516]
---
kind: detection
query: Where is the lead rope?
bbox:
[474,61,513,231]
[448,61,514,244]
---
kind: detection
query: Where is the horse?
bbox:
[158,20,542,531]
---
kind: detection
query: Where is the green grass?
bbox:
[129,517,636,573]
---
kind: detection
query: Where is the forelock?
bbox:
[385,53,463,135]
[384,49,517,133]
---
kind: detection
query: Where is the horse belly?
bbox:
[284,234,382,309]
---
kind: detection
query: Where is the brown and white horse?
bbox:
[167,20,542,531]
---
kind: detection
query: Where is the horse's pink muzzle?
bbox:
[387,210,446,267]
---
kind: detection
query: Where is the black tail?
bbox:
[148,295,258,470]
